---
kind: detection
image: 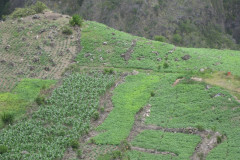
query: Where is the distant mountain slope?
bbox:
[3,0,240,50]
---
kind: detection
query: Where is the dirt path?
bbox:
[121,39,137,63]
[128,104,224,160]
[62,73,128,160]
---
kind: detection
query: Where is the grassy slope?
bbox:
[93,73,159,145]
[0,79,55,127]
[78,21,240,75]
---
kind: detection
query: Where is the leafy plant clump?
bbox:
[154,35,166,42]
[35,95,45,105]
[0,145,8,154]
[62,25,73,35]
[69,15,83,27]
[1,112,14,125]
[10,1,47,19]
[70,140,80,149]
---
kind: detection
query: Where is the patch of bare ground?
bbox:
[121,39,137,63]
[62,73,128,160]
[128,104,224,159]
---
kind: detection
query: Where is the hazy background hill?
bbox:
[1,0,240,49]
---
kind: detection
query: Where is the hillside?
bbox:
[2,0,240,50]
[0,8,240,160]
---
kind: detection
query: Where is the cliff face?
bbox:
[4,0,240,49]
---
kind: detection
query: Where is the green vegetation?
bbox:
[0,79,55,127]
[131,130,201,159]
[62,25,73,35]
[0,72,115,159]
[127,150,172,160]
[9,1,47,19]
[93,74,159,145]
[143,73,240,159]
[69,14,83,27]
[154,35,166,42]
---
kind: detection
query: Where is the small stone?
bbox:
[32,15,40,19]
[103,42,108,45]
[84,53,92,58]
[200,68,205,72]
[132,70,139,75]
[21,151,29,155]
[5,45,10,50]
[44,67,50,71]
[181,54,191,60]
[157,58,162,62]
[175,58,179,61]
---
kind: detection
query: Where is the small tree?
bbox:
[32,1,48,13]
[69,15,83,27]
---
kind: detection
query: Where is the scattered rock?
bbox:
[30,73,36,77]
[112,32,115,35]
[213,93,225,98]
[182,54,191,60]
[157,58,162,62]
[0,60,6,64]
[175,58,179,61]
[84,53,92,58]
[200,68,205,72]
[132,70,139,75]
[22,37,26,41]
[70,36,74,39]
[8,62,14,67]
[17,27,25,32]
[5,45,10,50]
[29,66,35,71]
[206,85,211,90]
[36,46,42,50]
[32,15,40,19]
[103,42,108,45]
[100,57,104,61]
[44,67,50,71]
[66,49,71,53]
[21,151,29,155]
[191,77,202,82]
[152,51,159,55]
[33,57,40,63]
[39,29,46,34]
[121,54,125,58]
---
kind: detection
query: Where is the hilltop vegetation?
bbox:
[0,5,240,160]
[3,0,240,50]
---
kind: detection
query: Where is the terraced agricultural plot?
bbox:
[0,12,78,92]
[78,21,240,76]
[0,72,115,159]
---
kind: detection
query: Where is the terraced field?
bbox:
[0,10,240,160]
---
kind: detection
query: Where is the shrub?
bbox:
[1,112,14,125]
[100,107,105,113]
[77,149,82,158]
[151,91,155,97]
[11,8,36,19]
[92,111,99,121]
[62,26,73,35]
[104,68,114,75]
[0,145,8,154]
[70,140,79,149]
[154,35,166,42]
[35,95,45,105]
[31,1,48,13]
[119,140,131,152]
[196,124,205,131]
[69,15,83,27]
[173,33,182,44]
[163,62,169,69]
[217,136,222,144]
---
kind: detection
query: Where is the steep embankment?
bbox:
[5,0,240,49]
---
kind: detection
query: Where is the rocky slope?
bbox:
[2,0,240,49]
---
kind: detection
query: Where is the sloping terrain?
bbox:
[3,0,240,49]
[0,10,240,160]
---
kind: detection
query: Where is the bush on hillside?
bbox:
[10,1,47,19]
[1,112,14,125]
[173,33,182,44]
[62,25,73,35]
[69,14,83,27]
[154,35,166,42]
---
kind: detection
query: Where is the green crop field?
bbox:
[0,8,240,160]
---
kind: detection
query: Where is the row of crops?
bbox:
[0,72,115,159]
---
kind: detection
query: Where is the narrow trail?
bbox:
[127,104,224,160]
